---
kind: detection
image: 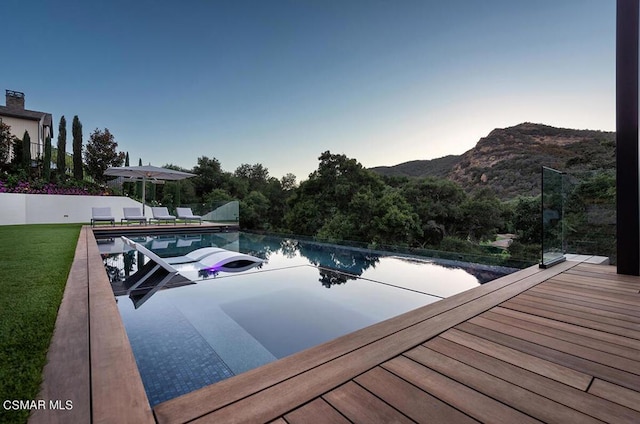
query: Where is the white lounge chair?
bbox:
[121,237,264,308]
[121,207,147,225]
[151,207,176,225]
[91,207,115,226]
[176,207,202,224]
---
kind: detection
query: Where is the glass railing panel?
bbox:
[541,166,566,267]
[180,201,239,223]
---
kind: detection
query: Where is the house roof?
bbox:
[0,105,53,128]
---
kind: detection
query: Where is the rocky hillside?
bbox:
[371,123,615,199]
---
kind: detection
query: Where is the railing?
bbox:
[180,201,239,223]
[541,166,566,267]
[540,166,616,267]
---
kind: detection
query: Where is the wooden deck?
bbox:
[154,260,640,424]
[31,228,640,423]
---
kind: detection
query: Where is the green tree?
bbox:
[56,116,67,179]
[240,191,270,229]
[11,133,23,171]
[204,188,234,205]
[72,115,83,180]
[280,173,297,191]
[234,163,270,192]
[510,196,541,244]
[136,158,143,199]
[459,188,506,241]
[21,130,31,171]
[192,156,227,198]
[43,135,52,182]
[286,151,417,244]
[0,122,14,167]
[84,128,125,184]
[400,177,466,244]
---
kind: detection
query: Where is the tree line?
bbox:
[0,115,123,187]
[1,122,614,264]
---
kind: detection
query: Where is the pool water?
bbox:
[99,232,515,406]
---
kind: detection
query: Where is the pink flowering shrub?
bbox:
[0,179,111,196]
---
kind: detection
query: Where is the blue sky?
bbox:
[2,0,615,181]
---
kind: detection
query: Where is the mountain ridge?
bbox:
[370,122,615,199]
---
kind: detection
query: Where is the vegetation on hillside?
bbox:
[371,123,616,199]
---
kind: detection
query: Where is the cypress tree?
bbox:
[56,116,67,178]
[11,135,23,169]
[123,152,130,195]
[22,130,31,171]
[136,158,143,199]
[43,135,52,181]
[72,115,83,180]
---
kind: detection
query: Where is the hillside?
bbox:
[371,123,615,199]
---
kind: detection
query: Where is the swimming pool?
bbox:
[99,231,515,406]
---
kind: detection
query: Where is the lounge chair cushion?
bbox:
[176,208,201,219]
[151,207,176,221]
[91,207,115,225]
[122,207,146,224]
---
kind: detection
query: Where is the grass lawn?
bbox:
[0,224,82,424]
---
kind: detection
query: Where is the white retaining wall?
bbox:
[0,193,153,225]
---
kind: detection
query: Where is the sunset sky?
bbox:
[2,0,615,181]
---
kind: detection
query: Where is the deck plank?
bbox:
[529,282,640,308]
[322,381,414,424]
[425,336,640,423]
[457,321,640,392]
[438,328,592,389]
[405,345,603,424]
[550,272,640,292]
[354,366,479,424]
[480,310,640,360]
[499,301,640,340]
[533,280,640,308]
[467,315,640,374]
[382,356,542,424]
[503,297,640,330]
[514,292,640,323]
[284,398,351,424]
[589,379,640,413]
[490,306,640,350]
[528,286,640,316]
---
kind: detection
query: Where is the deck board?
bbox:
[354,366,479,424]
[424,337,640,423]
[457,321,640,392]
[284,399,350,424]
[480,310,640,360]
[382,356,542,424]
[322,381,414,424]
[438,328,592,389]
[526,287,640,316]
[404,345,603,424]
[466,315,640,374]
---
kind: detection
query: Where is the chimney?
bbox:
[6,90,25,110]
